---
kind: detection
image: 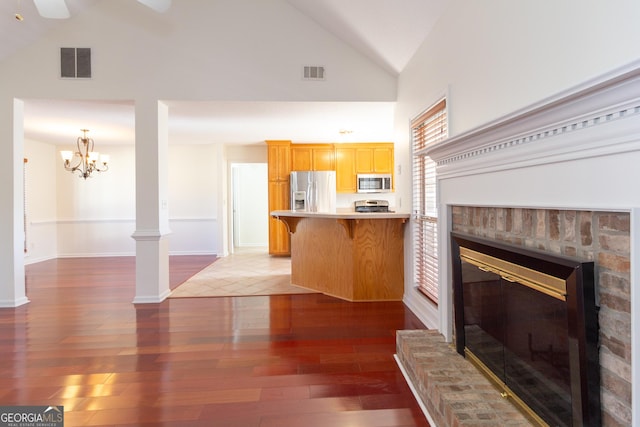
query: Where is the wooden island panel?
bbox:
[280,214,407,301]
[351,218,405,301]
[290,218,354,299]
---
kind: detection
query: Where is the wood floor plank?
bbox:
[0,255,430,426]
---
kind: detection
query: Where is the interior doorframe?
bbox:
[229,162,269,254]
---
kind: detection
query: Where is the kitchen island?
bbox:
[271,210,410,301]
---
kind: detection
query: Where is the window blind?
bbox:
[411,99,447,303]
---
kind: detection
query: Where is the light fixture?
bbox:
[15,0,24,21]
[60,129,109,179]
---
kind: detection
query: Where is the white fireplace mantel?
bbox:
[426,59,640,182]
[420,59,640,425]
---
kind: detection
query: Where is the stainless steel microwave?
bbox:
[357,174,392,193]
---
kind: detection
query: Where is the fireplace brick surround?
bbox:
[451,206,631,426]
[398,208,629,426]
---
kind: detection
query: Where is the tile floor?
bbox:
[170,247,317,298]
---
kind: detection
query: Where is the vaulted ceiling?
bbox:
[2,0,447,146]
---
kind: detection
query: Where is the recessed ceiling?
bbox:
[0,0,98,62]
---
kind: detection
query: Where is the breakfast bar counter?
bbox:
[271,210,410,301]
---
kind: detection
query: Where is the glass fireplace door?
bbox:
[461,260,506,383]
[503,280,571,427]
[460,258,573,427]
[452,232,600,427]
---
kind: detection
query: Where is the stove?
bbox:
[354,200,390,213]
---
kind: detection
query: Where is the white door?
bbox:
[231,163,268,249]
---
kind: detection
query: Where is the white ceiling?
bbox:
[1,0,98,62]
[23,99,397,146]
[2,0,447,146]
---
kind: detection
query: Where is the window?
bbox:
[411,99,447,303]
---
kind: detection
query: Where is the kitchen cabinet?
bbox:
[267,140,291,181]
[266,140,291,255]
[268,180,290,255]
[267,140,395,253]
[335,143,394,193]
[335,146,357,193]
[355,143,394,174]
[291,144,335,171]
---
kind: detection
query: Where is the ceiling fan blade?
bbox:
[136,0,172,13]
[33,0,70,19]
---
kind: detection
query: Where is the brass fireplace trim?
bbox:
[460,247,566,301]
[464,348,549,427]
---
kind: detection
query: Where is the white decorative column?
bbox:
[216,144,229,256]
[131,99,171,303]
[0,97,28,307]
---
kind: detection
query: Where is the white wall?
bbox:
[395,0,640,329]
[56,144,136,257]
[167,144,219,255]
[24,139,57,263]
[226,145,267,164]
[1,0,396,102]
[25,141,247,259]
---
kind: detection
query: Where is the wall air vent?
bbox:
[303,65,325,81]
[61,47,91,78]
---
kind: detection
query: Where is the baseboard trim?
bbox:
[394,354,436,427]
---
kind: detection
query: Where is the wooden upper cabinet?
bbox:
[336,143,394,192]
[355,148,373,173]
[335,146,357,193]
[290,146,312,171]
[373,145,394,173]
[312,145,335,170]
[269,141,394,199]
[267,140,291,181]
[356,143,394,174]
[291,144,335,171]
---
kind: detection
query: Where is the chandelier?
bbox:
[60,129,109,179]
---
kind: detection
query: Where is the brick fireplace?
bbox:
[397,61,640,426]
[451,209,626,425]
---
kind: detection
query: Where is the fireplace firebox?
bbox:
[451,232,600,426]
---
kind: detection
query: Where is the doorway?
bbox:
[230,163,269,252]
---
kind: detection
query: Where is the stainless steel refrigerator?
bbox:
[290,171,336,213]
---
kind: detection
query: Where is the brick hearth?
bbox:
[396,329,533,426]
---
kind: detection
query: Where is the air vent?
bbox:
[61,47,91,78]
[303,65,325,81]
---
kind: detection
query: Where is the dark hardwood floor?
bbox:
[1,256,429,426]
